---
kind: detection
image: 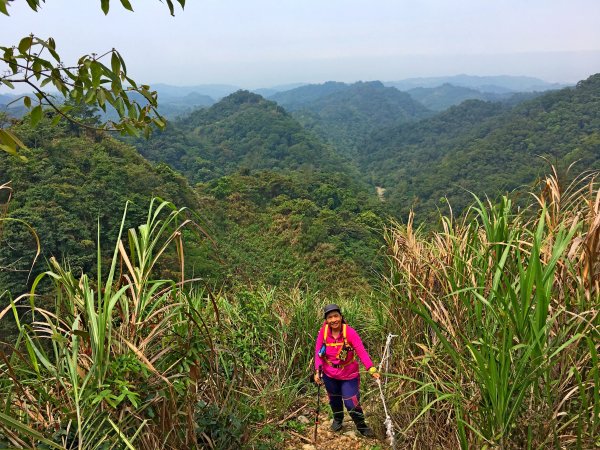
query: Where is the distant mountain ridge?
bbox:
[385,74,568,93]
[267,81,348,111]
[406,83,542,111]
[152,83,240,100]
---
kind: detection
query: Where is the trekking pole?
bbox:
[313,367,322,445]
[377,333,398,449]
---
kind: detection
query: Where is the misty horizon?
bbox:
[2,0,599,94]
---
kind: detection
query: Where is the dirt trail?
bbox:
[283,398,392,450]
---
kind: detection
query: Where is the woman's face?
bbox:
[325,311,342,330]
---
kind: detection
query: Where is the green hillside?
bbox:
[0,115,203,297]
[195,169,386,293]
[361,74,600,221]
[288,81,431,156]
[1,94,387,301]
[133,90,386,292]
[136,90,351,182]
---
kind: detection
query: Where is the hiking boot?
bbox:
[331,417,343,432]
[349,410,375,438]
[331,408,344,432]
[357,426,375,437]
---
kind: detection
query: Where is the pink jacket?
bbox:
[314,322,375,380]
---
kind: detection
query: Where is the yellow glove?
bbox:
[368,366,381,379]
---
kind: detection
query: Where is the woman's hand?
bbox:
[314,372,323,385]
[368,366,381,379]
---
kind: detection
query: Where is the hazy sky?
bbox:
[2,0,600,89]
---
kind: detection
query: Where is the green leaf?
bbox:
[114,97,125,116]
[116,51,128,75]
[120,0,133,11]
[0,411,63,448]
[125,76,137,89]
[8,59,18,74]
[0,143,18,156]
[166,0,175,15]
[23,96,31,108]
[101,0,109,14]
[31,59,41,78]
[30,104,43,126]
[25,0,41,12]
[85,88,97,104]
[111,80,123,96]
[97,88,107,109]
[46,40,60,61]
[18,36,33,54]
[0,129,17,152]
[0,0,9,15]
[90,61,103,87]
[127,102,137,119]
[0,129,28,158]
[103,88,115,104]
[111,52,121,76]
[1,79,14,89]
[3,46,13,62]
[122,121,139,136]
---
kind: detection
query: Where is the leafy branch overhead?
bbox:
[0,0,186,156]
[0,0,185,17]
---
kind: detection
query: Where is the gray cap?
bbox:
[323,303,341,318]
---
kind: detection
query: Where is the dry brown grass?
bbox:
[384,170,600,449]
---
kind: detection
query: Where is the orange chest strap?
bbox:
[323,323,347,343]
[322,324,353,361]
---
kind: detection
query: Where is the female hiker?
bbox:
[314,303,380,437]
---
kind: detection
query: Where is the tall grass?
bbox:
[0,197,348,448]
[0,199,246,448]
[8,169,596,449]
[385,170,600,448]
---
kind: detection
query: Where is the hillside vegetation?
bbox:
[0,114,202,298]
[1,73,599,449]
[137,90,352,182]
[359,74,600,221]
[281,81,431,157]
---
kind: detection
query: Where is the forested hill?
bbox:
[136,90,352,183]
[283,81,431,156]
[0,116,203,296]
[133,90,387,293]
[361,73,600,221]
[0,91,389,297]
